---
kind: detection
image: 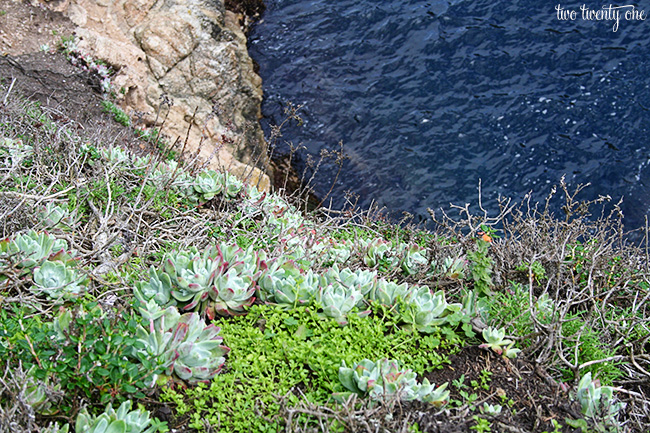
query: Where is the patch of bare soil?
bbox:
[0,50,162,155]
[410,346,582,432]
[0,1,162,154]
[0,0,75,56]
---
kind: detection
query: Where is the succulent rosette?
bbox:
[335,358,449,406]
[207,268,256,317]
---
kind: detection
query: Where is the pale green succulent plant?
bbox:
[359,238,390,268]
[32,260,87,299]
[0,137,33,166]
[261,260,319,308]
[335,359,380,400]
[321,265,376,296]
[439,257,466,279]
[400,287,458,333]
[193,169,223,201]
[335,358,449,406]
[135,305,230,383]
[576,372,625,426]
[163,248,223,310]
[141,244,263,315]
[171,312,230,381]
[134,266,175,307]
[223,172,244,199]
[399,243,429,275]
[461,289,489,319]
[368,279,410,307]
[317,283,368,326]
[256,257,289,302]
[0,230,69,269]
[37,203,77,231]
[312,239,352,264]
[479,327,521,359]
[207,268,256,317]
[216,243,263,276]
[261,195,305,234]
[75,400,166,433]
[24,367,62,416]
[51,307,73,339]
[101,146,130,164]
[350,269,377,296]
[480,403,503,415]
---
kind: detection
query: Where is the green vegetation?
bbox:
[163,304,455,431]
[1,85,648,433]
[100,100,130,127]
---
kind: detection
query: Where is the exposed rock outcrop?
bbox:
[9,0,271,189]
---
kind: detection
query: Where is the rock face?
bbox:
[45,0,270,189]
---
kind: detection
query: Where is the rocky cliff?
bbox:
[2,0,270,189]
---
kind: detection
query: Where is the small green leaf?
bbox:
[105,420,127,433]
[123,384,138,393]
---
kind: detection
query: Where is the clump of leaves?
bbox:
[75,400,167,433]
[0,303,161,407]
[161,304,458,432]
[467,239,493,296]
[100,100,130,127]
[479,327,520,359]
[334,358,449,405]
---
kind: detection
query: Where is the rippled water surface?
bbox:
[249,0,650,229]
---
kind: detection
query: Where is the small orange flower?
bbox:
[478,231,492,243]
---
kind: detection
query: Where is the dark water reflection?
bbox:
[249,0,650,231]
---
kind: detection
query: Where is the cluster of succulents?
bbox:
[60,36,113,93]
[0,230,69,270]
[398,243,429,275]
[37,203,77,231]
[148,159,194,190]
[335,358,449,406]
[576,372,625,426]
[257,259,319,307]
[101,146,131,164]
[136,243,262,317]
[75,400,166,433]
[209,268,257,317]
[24,367,62,416]
[367,280,410,306]
[0,136,33,167]
[134,301,230,383]
[359,238,391,268]
[320,265,377,296]
[258,256,464,330]
[32,260,87,300]
[479,327,521,359]
[356,238,429,275]
[37,399,167,433]
[398,287,461,333]
[434,257,467,279]
[186,170,244,202]
[317,283,368,326]
[0,231,85,300]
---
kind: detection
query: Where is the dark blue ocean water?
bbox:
[249,0,650,231]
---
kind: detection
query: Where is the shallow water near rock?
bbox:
[249,0,650,231]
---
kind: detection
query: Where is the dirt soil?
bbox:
[0,1,148,150]
[0,0,75,56]
[415,346,583,432]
